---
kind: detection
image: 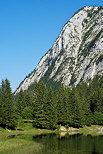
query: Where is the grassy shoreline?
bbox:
[0,127,53,138]
[0,125,103,136]
[0,125,103,153]
[0,125,53,154]
[79,125,103,136]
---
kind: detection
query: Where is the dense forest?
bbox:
[0,76,103,130]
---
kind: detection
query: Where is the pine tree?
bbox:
[69,88,81,127]
[55,87,70,126]
[32,82,47,128]
[75,83,93,126]
[16,90,25,116]
[0,79,17,129]
[32,82,57,129]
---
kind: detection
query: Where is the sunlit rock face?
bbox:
[15,6,103,94]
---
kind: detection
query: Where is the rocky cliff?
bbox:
[15,6,103,94]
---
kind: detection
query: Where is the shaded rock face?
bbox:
[16,6,103,94]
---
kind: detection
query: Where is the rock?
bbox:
[15,6,103,94]
[59,126,67,132]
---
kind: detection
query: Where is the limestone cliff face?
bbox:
[15,6,103,93]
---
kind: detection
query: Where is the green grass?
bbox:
[0,119,53,133]
[0,134,43,154]
[0,124,103,154]
[17,121,34,130]
[0,122,53,154]
[0,123,103,154]
[79,125,103,136]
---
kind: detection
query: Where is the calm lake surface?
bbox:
[1,133,103,154]
[33,133,103,154]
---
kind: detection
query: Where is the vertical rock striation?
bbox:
[15,6,103,94]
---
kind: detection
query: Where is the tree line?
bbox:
[0,76,103,130]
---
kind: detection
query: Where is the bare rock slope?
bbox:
[16,6,103,93]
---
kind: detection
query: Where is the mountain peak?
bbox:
[15,6,103,94]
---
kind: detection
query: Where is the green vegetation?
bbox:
[0,75,103,131]
[88,29,103,48]
[0,133,43,154]
[79,125,103,136]
[1,128,103,154]
[0,79,17,129]
[96,54,103,65]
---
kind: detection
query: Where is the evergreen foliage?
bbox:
[0,75,103,130]
[0,79,17,129]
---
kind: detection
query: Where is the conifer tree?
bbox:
[75,83,93,126]
[0,79,17,129]
[56,87,70,126]
[33,82,47,128]
[16,90,25,116]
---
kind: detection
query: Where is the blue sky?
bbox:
[0,0,103,91]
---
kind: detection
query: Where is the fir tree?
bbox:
[0,79,17,129]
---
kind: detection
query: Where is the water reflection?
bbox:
[59,131,80,137]
[7,134,22,138]
[60,131,67,137]
[6,133,103,154]
[33,133,103,154]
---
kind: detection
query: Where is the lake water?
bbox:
[1,132,103,154]
[33,133,103,154]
